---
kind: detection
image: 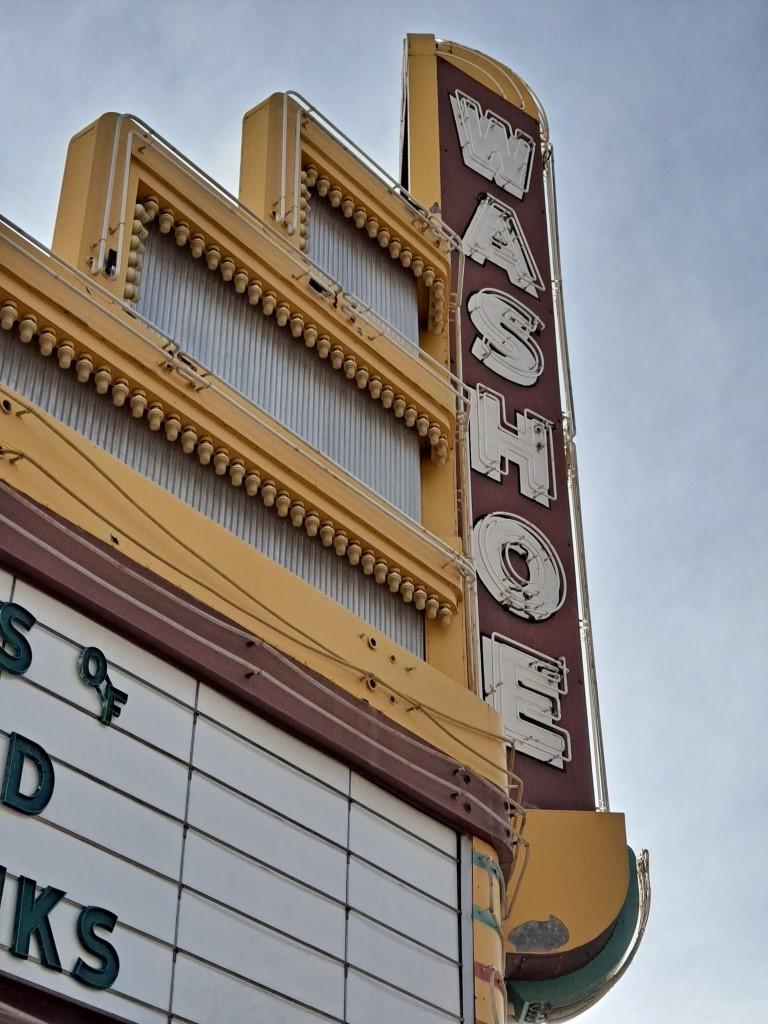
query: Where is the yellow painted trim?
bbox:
[0,382,508,788]
[243,88,473,685]
[47,90,477,699]
[239,93,293,231]
[1,222,463,615]
[472,838,506,1024]
[403,35,443,213]
[52,115,455,435]
[398,44,472,684]
[241,96,452,282]
[53,113,124,290]
[505,811,629,954]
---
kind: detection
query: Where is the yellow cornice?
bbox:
[241,94,452,276]
[138,177,451,453]
[48,104,469,682]
[299,120,450,335]
[241,94,453,363]
[53,115,456,460]
[0,225,464,618]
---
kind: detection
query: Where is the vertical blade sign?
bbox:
[438,62,595,808]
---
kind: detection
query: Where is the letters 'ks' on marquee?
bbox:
[438,60,595,809]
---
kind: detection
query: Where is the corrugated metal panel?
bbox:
[136,228,421,521]
[309,196,421,347]
[0,333,424,656]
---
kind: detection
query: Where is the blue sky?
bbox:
[1,1,766,1019]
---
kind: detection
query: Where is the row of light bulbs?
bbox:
[122,199,153,302]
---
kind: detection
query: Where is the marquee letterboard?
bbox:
[0,570,468,1023]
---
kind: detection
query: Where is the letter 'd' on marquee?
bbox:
[450,91,535,198]
[1,732,55,816]
[468,288,544,386]
[474,512,565,621]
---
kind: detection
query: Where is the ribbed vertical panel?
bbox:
[136,229,421,521]
[0,334,424,656]
[308,197,420,347]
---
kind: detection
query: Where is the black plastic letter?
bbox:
[72,906,120,989]
[1,732,55,815]
[0,602,35,675]
[10,876,64,970]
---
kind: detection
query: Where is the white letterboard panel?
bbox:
[35,761,184,878]
[0,577,469,1023]
[181,831,347,958]
[170,954,325,1024]
[348,799,459,904]
[0,567,12,602]
[12,578,198,709]
[186,772,348,901]
[347,911,461,1014]
[347,857,460,960]
[346,970,457,1024]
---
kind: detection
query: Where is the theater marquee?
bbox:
[436,57,598,810]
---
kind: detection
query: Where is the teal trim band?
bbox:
[474,905,505,943]
[473,849,505,888]
[508,848,640,1018]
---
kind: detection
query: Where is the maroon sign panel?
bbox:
[436,59,594,809]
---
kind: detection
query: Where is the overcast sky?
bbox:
[1,1,766,1021]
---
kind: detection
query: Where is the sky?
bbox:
[1,1,767,1021]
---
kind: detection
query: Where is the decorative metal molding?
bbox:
[0,296,456,626]
[482,633,571,769]
[473,512,565,621]
[135,195,451,467]
[468,288,544,386]
[298,172,311,252]
[450,90,534,198]
[463,196,544,297]
[122,201,152,302]
[469,385,554,507]
[303,165,449,335]
[67,114,455,462]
